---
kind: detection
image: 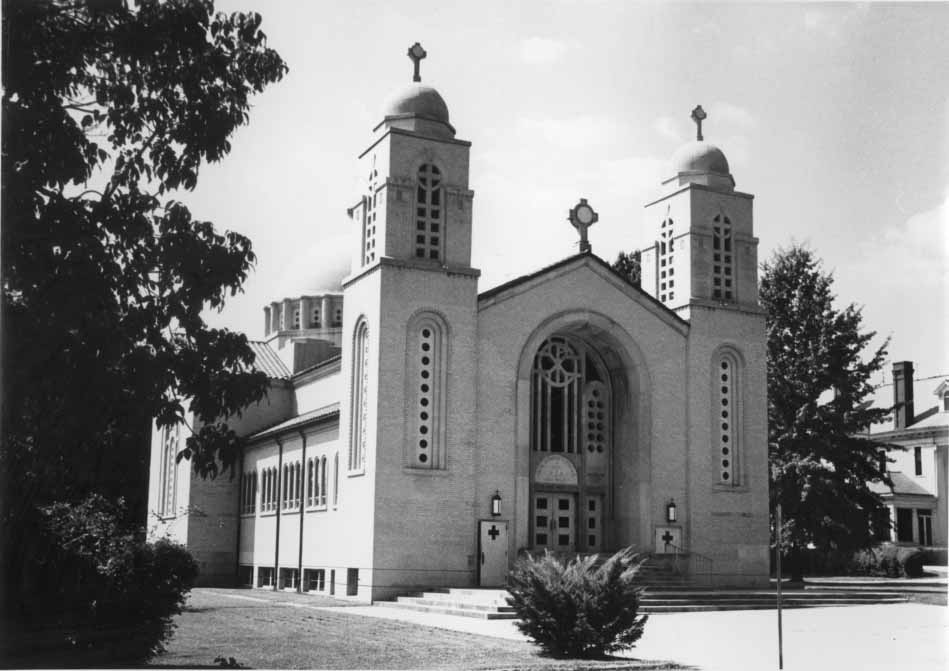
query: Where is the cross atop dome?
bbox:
[407,42,427,82]
[691,105,707,141]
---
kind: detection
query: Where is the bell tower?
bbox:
[640,106,759,318]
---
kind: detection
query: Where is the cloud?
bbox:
[654,116,683,143]
[516,115,628,151]
[519,37,568,65]
[713,102,757,130]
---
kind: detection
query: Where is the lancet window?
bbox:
[158,425,179,517]
[407,313,448,468]
[716,349,741,484]
[415,164,443,260]
[349,319,370,472]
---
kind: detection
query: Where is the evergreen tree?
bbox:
[611,249,641,286]
[761,245,891,578]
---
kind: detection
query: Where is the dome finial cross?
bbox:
[407,42,427,82]
[691,105,707,141]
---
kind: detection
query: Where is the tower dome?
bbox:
[384,83,450,126]
[671,141,730,176]
[664,105,735,190]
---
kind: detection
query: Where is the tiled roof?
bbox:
[248,341,291,380]
[868,471,936,498]
[247,403,340,442]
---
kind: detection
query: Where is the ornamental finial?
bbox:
[691,105,707,141]
[407,42,427,82]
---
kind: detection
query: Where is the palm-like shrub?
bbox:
[506,547,649,658]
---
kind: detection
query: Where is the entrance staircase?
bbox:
[377,553,916,618]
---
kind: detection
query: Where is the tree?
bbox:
[761,245,891,579]
[611,250,641,286]
[1,0,286,646]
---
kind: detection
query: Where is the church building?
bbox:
[147,45,771,601]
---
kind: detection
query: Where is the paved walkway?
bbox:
[331,602,948,671]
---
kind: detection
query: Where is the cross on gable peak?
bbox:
[407,42,427,83]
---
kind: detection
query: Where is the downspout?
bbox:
[274,437,284,592]
[297,430,307,593]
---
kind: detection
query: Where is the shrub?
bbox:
[506,548,649,658]
[849,543,925,578]
[5,495,198,665]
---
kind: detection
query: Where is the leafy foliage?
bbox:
[611,250,641,287]
[2,0,285,507]
[761,246,891,577]
[4,495,198,665]
[848,544,925,578]
[1,0,285,654]
[506,548,649,658]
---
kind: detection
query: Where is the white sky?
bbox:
[185,1,949,380]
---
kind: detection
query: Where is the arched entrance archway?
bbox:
[514,311,653,555]
[529,334,611,552]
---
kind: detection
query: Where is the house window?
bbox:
[415,164,443,261]
[292,308,300,329]
[658,218,674,302]
[350,319,370,471]
[311,307,321,328]
[712,214,733,301]
[408,313,448,468]
[363,166,379,265]
[917,509,933,546]
[896,507,914,542]
[279,568,299,590]
[914,446,922,476]
[716,350,741,485]
[333,453,339,506]
[238,565,254,587]
[320,456,327,505]
[334,307,343,327]
[158,425,179,517]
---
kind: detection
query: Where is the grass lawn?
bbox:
[148,588,684,670]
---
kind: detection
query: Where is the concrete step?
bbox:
[396,596,516,612]
[376,600,518,620]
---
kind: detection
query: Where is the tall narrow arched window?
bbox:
[333,453,339,506]
[406,312,448,469]
[159,425,179,517]
[320,456,328,505]
[350,319,370,472]
[715,349,742,485]
[658,218,675,302]
[307,458,315,506]
[363,166,379,265]
[712,214,733,301]
[415,164,443,261]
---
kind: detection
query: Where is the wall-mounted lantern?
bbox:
[491,490,502,517]
[666,499,677,523]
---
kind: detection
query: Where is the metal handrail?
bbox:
[661,542,714,586]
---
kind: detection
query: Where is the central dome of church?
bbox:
[384,83,450,125]
[671,141,730,176]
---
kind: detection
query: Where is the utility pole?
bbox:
[776,502,784,670]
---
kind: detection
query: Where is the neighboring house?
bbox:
[867,362,948,548]
[147,48,772,600]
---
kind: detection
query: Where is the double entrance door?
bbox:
[532,491,603,552]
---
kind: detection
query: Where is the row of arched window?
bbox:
[241,455,340,514]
